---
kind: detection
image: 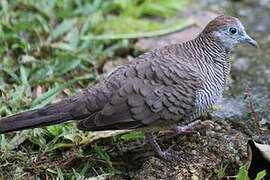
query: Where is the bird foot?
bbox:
[159,145,183,161]
[146,133,183,161]
[163,120,214,142]
[145,120,214,161]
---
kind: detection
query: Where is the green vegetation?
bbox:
[0,0,193,178]
[2,1,263,179]
[217,163,266,180]
[236,164,266,180]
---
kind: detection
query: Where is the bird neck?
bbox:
[195,33,232,55]
[194,33,231,64]
[196,33,229,54]
[192,33,231,84]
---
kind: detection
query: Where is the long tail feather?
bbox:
[0,98,85,134]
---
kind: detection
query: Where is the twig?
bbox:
[12,132,26,147]
[81,19,194,40]
[245,85,263,143]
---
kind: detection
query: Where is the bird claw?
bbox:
[146,121,213,161]
[159,150,183,161]
[158,145,183,161]
[162,120,214,142]
[146,133,183,161]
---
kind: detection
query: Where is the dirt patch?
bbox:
[87,120,247,179]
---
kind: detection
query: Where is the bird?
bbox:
[0,15,258,160]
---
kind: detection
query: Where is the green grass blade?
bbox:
[69,27,79,50]
[55,59,81,76]
[82,19,194,40]
[2,68,21,84]
[236,164,248,180]
[20,65,28,85]
[255,170,266,180]
[56,167,65,180]
[31,75,92,108]
[217,163,228,179]
[121,132,145,140]
[0,134,7,151]
[49,19,75,42]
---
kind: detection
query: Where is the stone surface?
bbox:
[232,58,249,71]
[210,96,248,121]
[135,11,219,50]
[102,58,128,73]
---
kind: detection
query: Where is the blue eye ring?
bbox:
[229,27,238,35]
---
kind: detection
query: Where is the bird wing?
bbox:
[77,63,202,131]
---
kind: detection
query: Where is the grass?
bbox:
[0,0,194,178]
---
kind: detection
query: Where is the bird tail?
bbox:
[0,98,86,134]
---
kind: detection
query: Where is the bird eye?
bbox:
[229,27,238,35]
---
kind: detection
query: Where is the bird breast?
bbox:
[193,60,229,119]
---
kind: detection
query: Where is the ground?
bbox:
[0,0,269,179]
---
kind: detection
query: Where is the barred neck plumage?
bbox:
[184,33,231,81]
[194,33,229,61]
[183,33,232,120]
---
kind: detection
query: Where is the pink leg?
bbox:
[163,120,214,141]
[146,120,214,161]
[146,133,183,161]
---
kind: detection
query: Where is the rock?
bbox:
[135,11,219,50]
[233,58,249,71]
[102,58,128,73]
[210,96,248,121]
[191,174,199,180]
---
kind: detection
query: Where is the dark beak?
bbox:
[243,35,259,48]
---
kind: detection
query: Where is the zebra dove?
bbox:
[0,15,258,160]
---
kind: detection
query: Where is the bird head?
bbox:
[202,15,258,52]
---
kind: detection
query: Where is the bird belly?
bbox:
[135,122,179,132]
